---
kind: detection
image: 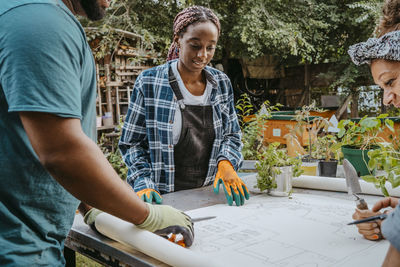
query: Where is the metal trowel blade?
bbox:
[343,159,362,195]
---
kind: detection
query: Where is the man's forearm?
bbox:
[19,112,148,225]
[44,134,148,225]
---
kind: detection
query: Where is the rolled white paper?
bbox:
[241,173,400,197]
[293,175,400,197]
[95,212,220,267]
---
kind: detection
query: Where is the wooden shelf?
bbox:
[96,125,115,131]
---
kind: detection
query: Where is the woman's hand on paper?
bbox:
[213,160,250,206]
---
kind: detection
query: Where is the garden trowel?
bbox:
[343,159,369,210]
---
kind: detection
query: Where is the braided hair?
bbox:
[167,6,221,61]
[376,0,400,37]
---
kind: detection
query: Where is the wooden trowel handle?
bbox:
[357,198,369,210]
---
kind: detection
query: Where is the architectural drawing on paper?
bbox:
[186,193,389,267]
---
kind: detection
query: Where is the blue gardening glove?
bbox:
[213,160,250,206]
[136,203,194,247]
[137,188,163,204]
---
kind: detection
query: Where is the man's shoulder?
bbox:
[0,0,63,16]
[0,0,82,36]
[0,1,86,52]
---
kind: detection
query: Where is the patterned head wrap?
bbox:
[167,6,220,61]
[348,30,400,65]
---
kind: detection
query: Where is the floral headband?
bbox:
[348,30,400,65]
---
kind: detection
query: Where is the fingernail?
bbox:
[375,229,380,233]
[372,234,379,240]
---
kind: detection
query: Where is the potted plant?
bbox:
[362,141,400,196]
[255,142,303,196]
[335,114,394,176]
[313,134,339,177]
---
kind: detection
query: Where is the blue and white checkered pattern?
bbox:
[119,60,243,193]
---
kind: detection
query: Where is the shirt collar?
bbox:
[166,59,218,88]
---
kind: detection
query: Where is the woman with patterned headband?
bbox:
[119,6,249,206]
[348,1,400,265]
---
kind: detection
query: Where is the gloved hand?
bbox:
[136,203,194,247]
[137,188,163,204]
[83,204,194,247]
[213,160,250,206]
[83,207,103,231]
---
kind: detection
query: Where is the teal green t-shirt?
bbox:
[0,0,96,265]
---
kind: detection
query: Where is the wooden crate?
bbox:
[263,116,312,146]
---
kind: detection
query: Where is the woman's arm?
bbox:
[119,77,158,193]
[216,77,243,170]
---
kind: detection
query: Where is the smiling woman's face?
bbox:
[371,59,400,108]
[175,21,218,73]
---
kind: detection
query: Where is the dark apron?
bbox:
[168,67,215,191]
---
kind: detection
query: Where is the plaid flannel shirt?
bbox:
[119,60,243,193]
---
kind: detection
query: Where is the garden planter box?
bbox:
[243,112,324,146]
[263,115,321,146]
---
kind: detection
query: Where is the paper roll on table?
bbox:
[292,175,400,197]
[241,173,400,197]
[95,213,221,267]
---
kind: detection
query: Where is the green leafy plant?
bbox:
[335,114,394,150]
[255,142,303,192]
[335,114,396,180]
[362,142,400,196]
[97,117,128,179]
[312,134,339,161]
[236,93,281,160]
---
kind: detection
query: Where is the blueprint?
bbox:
[186,193,389,267]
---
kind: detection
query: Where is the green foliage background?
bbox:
[79,0,381,73]
[79,0,388,116]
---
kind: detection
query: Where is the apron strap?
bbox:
[168,67,185,110]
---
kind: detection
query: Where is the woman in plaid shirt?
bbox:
[119,6,249,206]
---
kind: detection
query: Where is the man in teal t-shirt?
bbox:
[0,0,194,265]
[0,0,97,265]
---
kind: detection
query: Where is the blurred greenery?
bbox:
[76,253,102,267]
[79,0,381,80]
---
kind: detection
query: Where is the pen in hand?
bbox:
[347,213,388,225]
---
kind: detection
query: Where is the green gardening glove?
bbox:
[83,208,103,231]
[136,203,194,247]
[136,188,163,204]
[83,205,194,247]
